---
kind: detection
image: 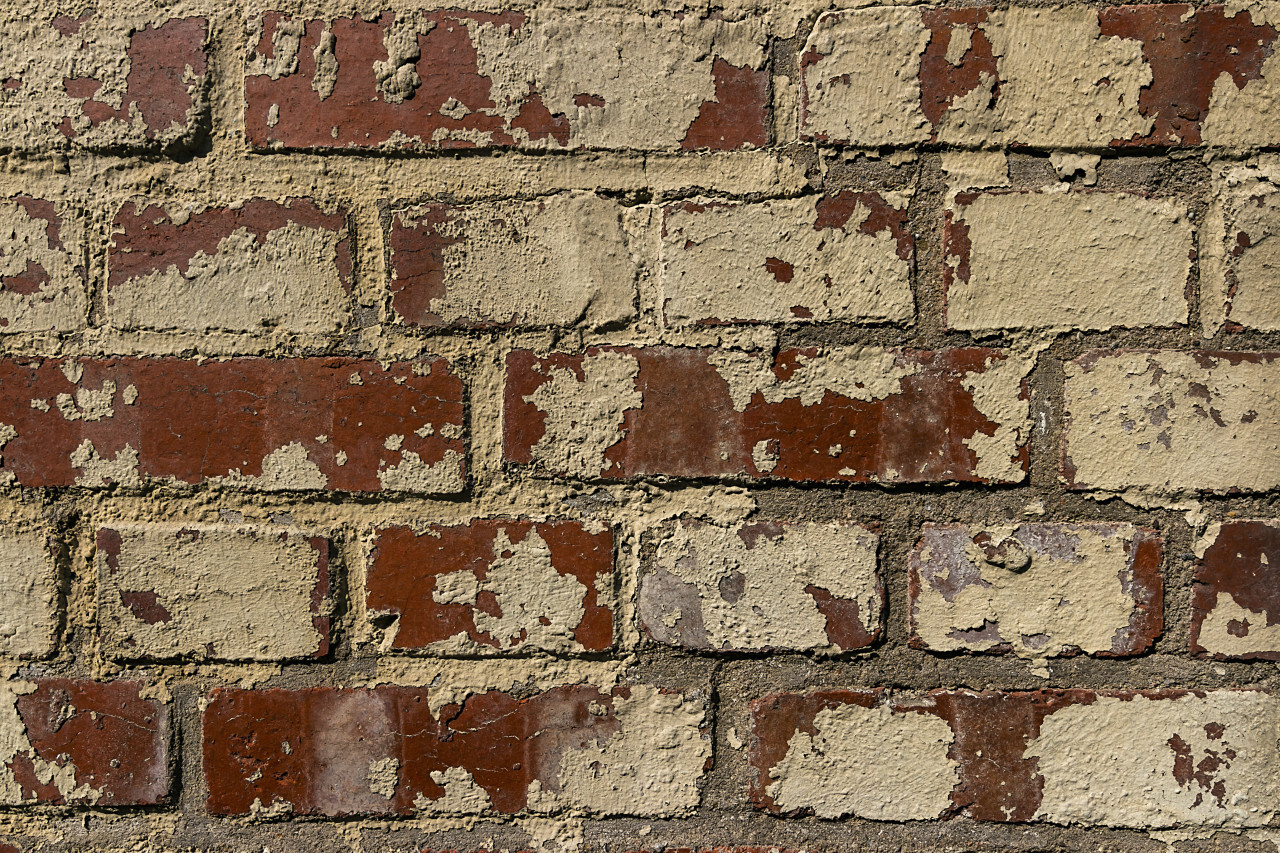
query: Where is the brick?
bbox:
[908,523,1162,658]
[203,683,707,817]
[639,519,881,652]
[0,679,167,806]
[96,524,331,662]
[1205,167,1280,334]
[244,10,766,152]
[107,199,351,335]
[504,346,1029,484]
[0,196,86,333]
[750,688,1280,828]
[1191,520,1280,659]
[366,520,613,654]
[658,193,914,326]
[0,357,464,492]
[801,5,1280,148]
[1062,350,1280,493]
[0,14,208,152]
[388,193,634,329]
[944,190,1192,331]
[0,528,56,659]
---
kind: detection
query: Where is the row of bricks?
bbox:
[9,677,1280,831]
[15,6,1280,153]
[1,183,1277,335]
[0,348,1267,492]
[1,518,1275,661]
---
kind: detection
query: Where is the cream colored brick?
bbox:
[0,529,56,658]
[1204,163,1280,334]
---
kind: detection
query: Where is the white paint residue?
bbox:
[708,347,920,412]
[1196,592,1280,657]
[940,151,1010,193]
[69,440,140,488]
[416,766,492,814]
[216,442,327,491]
[55,380,115,422]
[524,351,642,477]
[0,199,86,332]
[378,448,465,493]
[367,757,399,799]
[961,354,1032,482]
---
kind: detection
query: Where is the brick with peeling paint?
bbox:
[945,190,1192,331]
[0,196,86,333]
[107,199,352,335]
[244,10,767,152]
[504,346,1029,484]
[1205,166,1280,334]
[0,528,57,660]
[366,520,614,654]
[639,519,881,652]
[802,5,1280,149]
[1062,350,1280,493]
[908,523,1162,658]
[1191,520,1280,660]
[750,688,1280,827]
[389,193,635,329]
[203,683,707,817]
[0,357,464,492]
[0,679,167,806]
[0,14,208,152]
[96,524,331,662]
[659,193,914,326]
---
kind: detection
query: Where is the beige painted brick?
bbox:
[0,195,86,333]
[389,193,636,329]
[0,528,57,659]
[659,194,913,326]
[639,519,881,652]
[1204,163,1280,334]
[96,525,330,662]
[945,190,1191,331]
[1063,351,1280,493]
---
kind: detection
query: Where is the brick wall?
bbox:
[0,2,1277,852]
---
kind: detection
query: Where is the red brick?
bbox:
[0,679,168,806]
[107,199,352,335]
[367,520,614,654]
[203,683,707,817]
[1191,520,1280,659]
[750,688,1280,827]
[0,195,86,333]
[3,15,208,151]
[244,11,766,152]
[0,357,464,492]
[504,346,1028,484]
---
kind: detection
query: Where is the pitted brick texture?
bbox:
[505,346,1029,484]
[366,520,614,654]
[0,357,464,491]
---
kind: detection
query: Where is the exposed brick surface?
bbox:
[0,357,464,491]
[0,679,168,806]
[366,520,614,654]
[505,346,1029,484]
[244,11,767,152]
[203,683,707,817]
[1191,520,1280,659]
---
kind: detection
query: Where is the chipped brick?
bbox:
[1192,520,1280,659]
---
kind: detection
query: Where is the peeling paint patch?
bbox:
[1206,166,1280,333]
[909,523,1163,659]
[659,194,913,326]
[96,524,331,662]
[1192,520,1280,659]
[505,347,1029,484]
[0,196,86,333]
[367,520,614,654]
[1062,350,1280,493]
[639,518,881,652]
[389,193,635,329]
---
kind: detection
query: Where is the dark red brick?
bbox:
[1192,520,1280,659]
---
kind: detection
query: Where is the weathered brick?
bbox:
[0,14,208,151]
[504,346,1029,484]
[1191,520,1280,659]
[0,196,86,333]
[1204,165,1280,334]
[908,523,1162,658]
[751,688,1280,827]
[0,528,56,659]
[639,519,881,652]
[802,5,1280,148]
[107,199,351,335]
[0,357,464,492]
[658,193,913,326]
[388,193,634,329]
[203,683,707,817]
[96,524,331,662]
[945,190,1191,331]
[1062,351,1280,493]
[0,679,167,806]
[366,520,613,654]
[245,10,766,152]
